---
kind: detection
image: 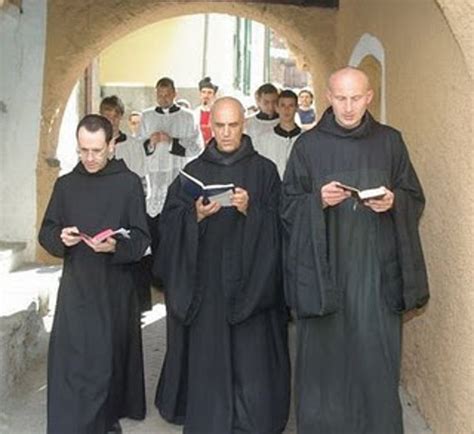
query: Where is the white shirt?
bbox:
[253,124,302,179]
[245,112,280,149]
[140,105,203,216]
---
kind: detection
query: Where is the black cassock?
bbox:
[155,137,290,434]
[38,159,150,434]
[281,108,429,434]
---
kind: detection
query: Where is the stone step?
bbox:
[0,241,27,274]
[0,263,62,403]
[0,263,62,317]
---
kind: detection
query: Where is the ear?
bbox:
[107,140,115,157]
[366,89,374,105]
[325,89,332,104]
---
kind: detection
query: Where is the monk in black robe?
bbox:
[155,97,290,434]
[281,67,429,434]
[39,115,150,434]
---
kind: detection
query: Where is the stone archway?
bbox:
[36,0,473,262]
[36,1,338,261]
[435,0,473,77]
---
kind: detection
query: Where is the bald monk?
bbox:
[281,67,429,434]
[155,97,290,434]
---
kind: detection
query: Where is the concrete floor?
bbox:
[1,294,432,434]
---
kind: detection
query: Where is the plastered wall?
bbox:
[0,0,47,258]
[333,0,474,432]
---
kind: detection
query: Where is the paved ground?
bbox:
[1,291,432,434]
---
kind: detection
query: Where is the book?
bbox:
[179,170,235,207]
[337,183,386,201]
[71,228,131,243]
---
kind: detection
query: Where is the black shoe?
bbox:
[106,421,122,434]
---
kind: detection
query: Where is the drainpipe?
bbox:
[202,13,209,78]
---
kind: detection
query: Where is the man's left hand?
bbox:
[364,187,394,213]
[83,237,117,253]
[231,187,249,215]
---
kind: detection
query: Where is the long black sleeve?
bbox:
[280,142,340,318]
[226,166,284,324]
[390,133,429,311]
[111,176,151,264]
[38,180,66,258]
[154,177,201,325]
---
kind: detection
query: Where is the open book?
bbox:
[179,170,235,207]
[72,228,131,243]
[337,183,386,201]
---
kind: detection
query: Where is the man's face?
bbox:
[298,91,313,109]
[212,101,244,153]
[257,92,278,116]
[276,97,298,124]
[200,88,216,107]
[100,108,122,134]
[326,71,373,129]
[128,114,141,135]
[156,86,176,109]
[77,127,113,174]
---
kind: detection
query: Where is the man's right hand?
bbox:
[321,181,351,209]
[195,197,221,222]
[60,226,81,247]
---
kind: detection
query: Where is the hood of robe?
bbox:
[74,157,128,176]
[317,107,376,140]
[202,134,256,166]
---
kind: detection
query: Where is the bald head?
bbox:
[211,97,245,120]
[211,97,245,153]
[327,67,371,93]
[326,66,374,129]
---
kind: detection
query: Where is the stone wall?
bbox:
[0,303,43,402]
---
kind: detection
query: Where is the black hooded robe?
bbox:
[38,159,150,434]
[281,109,429,434]
[154,137,291,434]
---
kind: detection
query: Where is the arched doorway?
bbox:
[357,55,382,121]
[55,13,314,175]
[36,1,336,261]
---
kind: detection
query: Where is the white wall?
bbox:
[205,14,237,95]
[0,0,47,258]
[57,83,80,176]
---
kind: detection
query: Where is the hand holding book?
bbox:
[336,183,387,201]
[180,170,235,207]
[62,227,130,253]
[195,187,249,222]
[69,227,131,243]
[321,181,393,211]
[196,197,222,222]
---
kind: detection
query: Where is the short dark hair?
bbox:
[298,89,314,100]
[256,83,279,98]
[199,76,218,93]
[99,95,125,116]
[155,77,175,90]
[76,114,113,143]
[278,89,298,104]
